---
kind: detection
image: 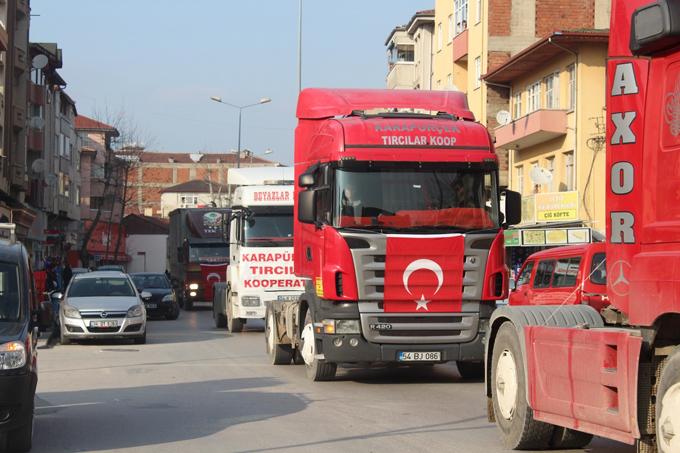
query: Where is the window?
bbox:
[516,165,524,193]
[180,194,199,208]
[517,261,534,287]
[448,15,454,42]
[545,156,555,191]
[0,263,21,322]
[58,172,64,195]
[64,136,71,160]
[527,81,542,113]
[552,257,581,287]
[474,57,481,89]
[388,44,414,65]
[476,0,482,23]
[545,73,560,109]
[513,91,522,119]
[75,186,80,206]
[590,253,607,285]
[454,0,469,35]
[30,104,42,119]
[564,151,574,191]
[76,152,81,171]
[568,65,576,110]
[534,260,556,289]
[531,161,539,193]
[63,175,70,198]
[30,68,44,85]
[438,23,443,51]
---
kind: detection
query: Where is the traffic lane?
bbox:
[32,310,634,453]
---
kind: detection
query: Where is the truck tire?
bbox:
[213,294,226,328]
[265,307,293,365]
[656,347,680,453]
[456,361,484,380]
[301,310,336,381]
[226,294,243,333]
[6,404,33,452]
[184,298,193,311]
[550,427,593,449]
[491,322,554,450]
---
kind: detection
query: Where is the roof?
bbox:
[406,9,435,36]
[483,30,610,84]
[136,151,276,165]
[60,91,77,115]
[160,179,229,194]
[75,115,120,137]
[385,25,407,46]
[123,214,169,235]
[297,88,474,121]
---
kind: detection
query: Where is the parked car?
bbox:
[131,273,180,320]
[0,241,39,452]
[96,265,125,272]
[57,271,148,344]
[71,267,89,275]
[510,243,608,311]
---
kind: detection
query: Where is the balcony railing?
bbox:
[495,109,568,149]
[386,62,416,90]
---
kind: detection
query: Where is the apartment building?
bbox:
[385,10,435,90]
[159,179,230,218]
[484,31,609,270]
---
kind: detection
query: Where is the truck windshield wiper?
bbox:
[394,225,470,233]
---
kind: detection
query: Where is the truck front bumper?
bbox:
[319,330,485,364]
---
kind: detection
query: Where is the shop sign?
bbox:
[535,191,579,222]
[522,230,546,246]
[504,230,520,247]
[506,227,592,247]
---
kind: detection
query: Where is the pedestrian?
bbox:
[42,267,61,348]
[63,262,73,290]
[54,258,64,291]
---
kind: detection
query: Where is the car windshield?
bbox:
[244,213,293,247]
[189,245,229,263]
[0,263,20,322]
[132,274,170,289]
[333,166,499,231]
[68,277,136,298]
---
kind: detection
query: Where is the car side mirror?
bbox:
[140,291,152,301]
[298,190,317,224]
[53,292,64,301]
[503,190,522,227]
[299,173,314,188]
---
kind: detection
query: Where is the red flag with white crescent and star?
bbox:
[383,234,465,313]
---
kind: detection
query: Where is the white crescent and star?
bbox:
[402,259,444,311]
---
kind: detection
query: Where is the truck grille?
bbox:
[360,312,479,344]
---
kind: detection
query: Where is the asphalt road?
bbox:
[33,307,635,453]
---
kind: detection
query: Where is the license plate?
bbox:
[90,320,118,328]
[277,295,299,302]
[246,311,258,317]
[146,303,157,309]
[398,351,441,362]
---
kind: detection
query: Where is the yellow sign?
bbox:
[535,192,579,222]
[545,229,568,245]
[315,277,324,297]
[522,230,546,246]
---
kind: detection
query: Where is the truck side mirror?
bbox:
[298,190,317,224]
[503,190,522,227]
[299,173,314,188]
[630,0,680,56]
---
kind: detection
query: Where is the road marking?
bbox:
[36,402,104,410]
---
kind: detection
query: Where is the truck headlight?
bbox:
[162,294,175,303]
[127,305,144,318]
[189,283,199,290]
[336,320,361,334]
[0,341,26,370]
[241,296,260,307]
[63,304,81,319]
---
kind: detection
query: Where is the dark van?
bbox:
[510,243,608,312]
[0,241,38,452]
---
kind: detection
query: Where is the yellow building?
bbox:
[484,31,609,239]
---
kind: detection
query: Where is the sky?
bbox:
[30,0,433,165]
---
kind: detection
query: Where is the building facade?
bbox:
[385,10,435,90]
[159,180,229,218]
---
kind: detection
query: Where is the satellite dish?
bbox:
[29,117,44,130]
[31,54,48,70]
[189,153,203,163]
[31,159,46,174]
[530,166,554,185]
[496,110,511,126]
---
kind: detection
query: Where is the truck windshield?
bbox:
[189,245,229,263]
[0,263,20,322]
[334,167,499,231]
[244,214,293,247]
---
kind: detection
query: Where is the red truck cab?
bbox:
[510,243,608,312]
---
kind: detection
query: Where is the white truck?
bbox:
[213,167,305,332]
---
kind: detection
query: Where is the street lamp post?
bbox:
[209,96,271,168]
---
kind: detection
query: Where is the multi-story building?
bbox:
[159,179,230,218]
[432,0,612,185]
[385,10,435,90]
[484,30,609,272]
[125,151,278,218]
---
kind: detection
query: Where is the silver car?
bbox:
[57,271,148,344]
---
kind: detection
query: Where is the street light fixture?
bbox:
[210,96,272,168]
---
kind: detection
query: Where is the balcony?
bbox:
[13,105,26,129]
[495,109,568,149]
[28,128,43,151]
[386,62,416,90]
[452,29,468,62]
[29,83,44,105]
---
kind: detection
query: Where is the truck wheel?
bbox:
[213,295,226,328]
[266,308,293,365]
[456,361,484,380]
[300,310,336,381]
[6,405,33,452]
[184,298,193,311]
[657,348,680,453]
[491,322,554,450]
[550,427,593,449]
[226,293,243,333]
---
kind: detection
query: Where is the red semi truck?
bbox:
[485,1,680,451]
[265,88,522,381]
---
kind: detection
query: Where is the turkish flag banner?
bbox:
[200,263,228,301]
[383,234,465,313]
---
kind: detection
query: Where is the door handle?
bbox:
[305,247,312,262]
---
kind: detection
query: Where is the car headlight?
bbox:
[162,294,175,303]
[127,305,144,318]
[63,304,81,319]
[0,341,26,370]
[241,296,260,307]
[189,283,199,290]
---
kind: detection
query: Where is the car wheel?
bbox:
[134,331,147,345]
[491,322,554,450]
[300,309,336,381]
[167,304,180,321]
[59,326,71,345]
[6,404,33,452]
[657,347,680,453]
[456,361,484,380]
